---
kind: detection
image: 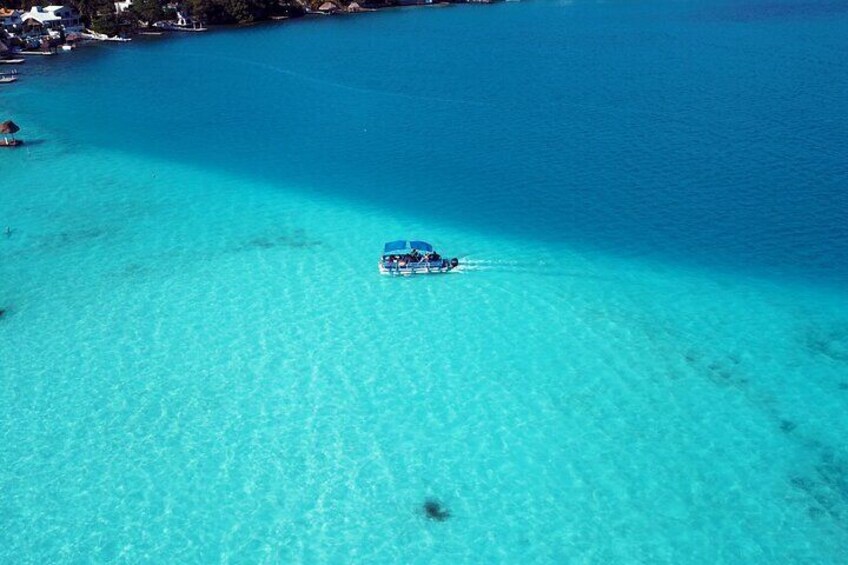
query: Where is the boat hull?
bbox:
[378,260,458,276]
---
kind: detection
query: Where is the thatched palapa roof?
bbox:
[0,120,20,135]
[318,2,339,12]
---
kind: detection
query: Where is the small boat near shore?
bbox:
[153,21,208,32]
[82,30,132,42]
[379,240,459,275]
[0,59,25,65]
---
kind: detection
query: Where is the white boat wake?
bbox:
[456,257,551,274]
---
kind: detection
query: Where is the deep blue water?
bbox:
[7,0,848,286]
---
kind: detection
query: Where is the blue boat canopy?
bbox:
[409,240,433,252]
[384,240,408,253]
[383,240,434,253]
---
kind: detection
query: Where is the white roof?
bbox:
[23,15,61,24]
[23,6,70,23]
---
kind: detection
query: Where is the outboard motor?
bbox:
[450,257,459,268]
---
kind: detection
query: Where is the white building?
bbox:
[115,0,134,14]
[176,11,192,27]
[22,6,82,34]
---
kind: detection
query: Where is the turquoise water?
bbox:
[3,0,848,561]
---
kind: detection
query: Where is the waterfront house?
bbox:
[22,6,83,34]
[0,9,23,33]
[22,16,50,37]
[48,6,82,31]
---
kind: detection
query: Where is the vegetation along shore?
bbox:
[0,0,501,48]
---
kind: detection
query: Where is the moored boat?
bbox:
[81,30,132,41]
[379,240,459,275]
[153,21,208,32]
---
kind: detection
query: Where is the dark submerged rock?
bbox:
[423,499,451,522]
[240,232,322,252]
[802,326,848,363]
[808,506,825,519]
[248,237,275,249]
[789,448,848,527]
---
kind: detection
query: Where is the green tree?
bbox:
[130,0,165,26]
[185,0,218,23]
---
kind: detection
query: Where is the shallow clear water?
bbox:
[2,1,848,562]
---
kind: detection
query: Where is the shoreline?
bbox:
[1,1,504,53]
[146,1,498,35]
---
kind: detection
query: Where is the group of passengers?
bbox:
[383,249,442,266]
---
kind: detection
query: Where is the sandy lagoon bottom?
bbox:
[2,145,848,562]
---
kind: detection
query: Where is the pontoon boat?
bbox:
[379,240,459,275]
